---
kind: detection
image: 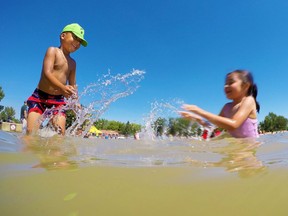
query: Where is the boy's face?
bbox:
[61,32,81,53]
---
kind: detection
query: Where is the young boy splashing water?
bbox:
[179,70,260,138]
[26,23,88,135]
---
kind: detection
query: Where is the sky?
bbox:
[1,0,288,125]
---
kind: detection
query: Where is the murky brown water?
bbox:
[1,131,288,216]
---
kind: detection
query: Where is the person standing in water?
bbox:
[26,23,88,135]
[179,70,260,138]
[20,101,28,133]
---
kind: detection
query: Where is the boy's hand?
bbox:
[62,85,76,98]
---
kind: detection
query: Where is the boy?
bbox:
[26,23,88,135]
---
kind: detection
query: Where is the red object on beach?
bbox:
[202,129,208,140]
[214,129,221,136]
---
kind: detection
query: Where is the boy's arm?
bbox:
[68,60,77,99]
[68,60,76,88]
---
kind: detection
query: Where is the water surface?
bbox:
[1,131,288,216]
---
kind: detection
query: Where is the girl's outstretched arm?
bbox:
[182,97,255,130]
[178,111,207,127]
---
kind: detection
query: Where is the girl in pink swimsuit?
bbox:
[179,70,260,138]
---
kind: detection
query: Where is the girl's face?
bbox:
[224,73,249,100]
[61,32,81,53]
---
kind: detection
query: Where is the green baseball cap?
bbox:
[62,23,88,47]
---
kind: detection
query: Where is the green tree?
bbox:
[94,119,109,130]
[261,112,277,132]
[275,115,288,131]
[93,119,141,136]
[0,86,4,102]
[107,120,121,131]
[0,86,5,112]
[176,118,192,137]
[259,112,288,132]
[130,123,141,134]
[153,117,167,136]
[121,121,131,136]
[166,117,200,137]
[0,106,16,122]
[167,118,177,136]
[118,122,126,133]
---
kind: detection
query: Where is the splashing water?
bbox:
[39,69,145,137]
[139,98,216,141]
[140,99,187,140]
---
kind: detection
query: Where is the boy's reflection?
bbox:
[22,135,78,170]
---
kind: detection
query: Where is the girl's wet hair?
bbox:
[227,70,260,113]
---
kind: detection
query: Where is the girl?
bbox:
[179,70,260,138]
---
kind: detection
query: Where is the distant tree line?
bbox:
[0,86,19,123]
[259,112,288,133]
[93,118,141,136]
[0,85,288,134]
[65,110,142,137]
[151,117,202,137]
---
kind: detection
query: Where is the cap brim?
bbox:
[71,32,88,47]
[81,40,88,47]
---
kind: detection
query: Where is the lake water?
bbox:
[1,130,288,216]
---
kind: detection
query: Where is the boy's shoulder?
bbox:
[44,46,59,56]
[44,46,76,65]
[46,46,59,52]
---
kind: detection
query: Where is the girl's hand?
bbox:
[178,111,202,122]
[179,110,207,126]
[182,104,200,113]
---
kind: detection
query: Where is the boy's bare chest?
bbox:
[54,51,72,75]
[54,59,70,72]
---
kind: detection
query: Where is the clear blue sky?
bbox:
[1,0,288,124]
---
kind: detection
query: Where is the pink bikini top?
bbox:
[223,104,259,138]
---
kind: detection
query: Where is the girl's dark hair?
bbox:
[227,70,260,113]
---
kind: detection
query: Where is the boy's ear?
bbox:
[60,32,67,39]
